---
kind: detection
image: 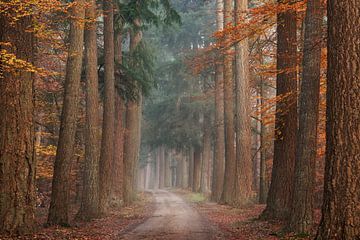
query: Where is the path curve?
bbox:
[119,190,219,240]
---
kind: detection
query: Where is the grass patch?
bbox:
[188,193,206,203]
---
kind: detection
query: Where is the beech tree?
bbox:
[316,1,360,239]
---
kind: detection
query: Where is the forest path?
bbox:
[119,190,220,240]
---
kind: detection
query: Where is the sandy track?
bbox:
[119,190,219,240]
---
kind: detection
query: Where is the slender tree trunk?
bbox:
[99,0,115,214]
[192,147,202,192]
[259,78,269,204]
[123,20,142,205]
[159,146,165,189]
[261,0,298,220]
[77,0,100,220]
[221,0,236,204]
[201,112,211,194]
[211,0,225,203]
[111,27,125,206]
[164,150,171,187]
[48,0,85,225]
[188,147,194,190]
[0,13,36,234]
[316,1,360,239]
[233,0,252,206]
[288,0,323,233]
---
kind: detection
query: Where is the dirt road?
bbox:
[119,190,220,240]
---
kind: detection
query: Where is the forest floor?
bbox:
[175,189,318,240]
[0,192,154,240]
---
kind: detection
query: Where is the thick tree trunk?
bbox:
[123,20,143,205]
[316,1,360,239]
[261,0,298,220]
[77,0,101,220]
[233,0,252,206]
[48,0,85,225]
[0,13,36,235]
[211,0,225,203]
[201,112,211,194]
[192,147,202,192]
[221,0,236,204]
[99,0,115,214]
[111,28,125,206]
[288,0,323,233]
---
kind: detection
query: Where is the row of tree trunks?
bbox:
[48,0,86,225]
[77,0,101,220]
[0,11,36,234]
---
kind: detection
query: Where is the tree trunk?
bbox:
[111,27,125,207]
[233,0,252,206]
[164,150,171,187]
[188,148,194,190]
[48,0,85,225]
[99,0,115,214]
[211,0,225,203]
[316,1,360,239]
[288,0,323,233]
[261,0,298,220]
[76,0,101,221]
[259,78,269,204]
[123,20,143,205]
[0,13,36,235]
[192,147,202,192]
[201,112,211,194]
[159,146,165,189]
[221,0,236,204]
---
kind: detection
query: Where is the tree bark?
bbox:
[221,0,236,204]
[0,13,36,235]
[316,1,360,239]
[123,19,143,205]
[201,112,211,194]
[233,0,253,206]
[159,146,165,189]
[211,0,225,203]
[48,0,85,225]
[189,147,194,190]
[111,27,125,207]
[259,78,269,204]
[99,0,115,214]
[192,147,202,192]
[77,0,101,220]
[288,0,323,233]
[261,0,298,220]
